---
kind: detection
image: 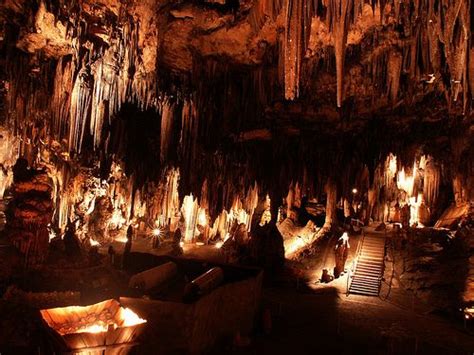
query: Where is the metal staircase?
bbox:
[347,233,386,296]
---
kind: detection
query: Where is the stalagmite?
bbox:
[324,178,337,228]
[182,194,199,243]
[452,174,467,206]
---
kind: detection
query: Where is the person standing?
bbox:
[334,232,350,278]
[64,218,81,258]
[122,224,133,269]
[172,226,183,256]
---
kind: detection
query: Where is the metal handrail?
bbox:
[346,230,365,295]
[378,228,388,293]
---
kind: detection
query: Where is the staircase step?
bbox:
[354,270,380,280]
[353,273,381,280]
[364,239,385,243]
[356,267,383,274]
[350,284,379,292]
[361,256,384,261]
[349,288,379,296]
[363,240,385,245]
[349,234,387,297]
[358,259,383,263]
[362,256,384,261]
[361,253,384,258]
[362,247,385,251]
[363,244,385,249]
[356,263,383,270]
[350,285,379,294]
[351,280,380,289]
[362,246,385,250]
[350,281,380,290]
[351,279,380,288]
[363,249,384,253]
[358,260,384,267]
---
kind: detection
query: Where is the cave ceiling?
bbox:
[3,0,472,116]
[0,0,473,193]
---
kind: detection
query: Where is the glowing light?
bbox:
[115,236,128,243]
[196,242,205,246]
[152,228,161,237]
[89,238,100,246]
[340,232,349,243]
[48,227,56,243]
[259,209,271,226]
[408,193,423,227]
[215,233,231,249]
[179,241,184,247]
[41,301,146,336]
[284,236,307,256]
[352,188,358,194]
[110,208,126,229]
[462,307,473,320]
[182,194,199,243]
[197,209,207,226]
[397,164,417,196]
[121,307,146,327]
[79,324,108,334]
[388,154,397,176]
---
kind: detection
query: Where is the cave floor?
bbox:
[229,285,474,355]
[222,226,474,355]
[0,224,473,354]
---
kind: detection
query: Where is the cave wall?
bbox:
[0,0,472,235]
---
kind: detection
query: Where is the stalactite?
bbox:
[329,0,352,107]
[387,50,402,104]
[48,16,159,154]
[160,98,175,164]
[249,0,285,32]
[69,67,92,153]
[51,57,74,140]
[422,156,440,207]
[179,98,198,172]
[284,0,313,100]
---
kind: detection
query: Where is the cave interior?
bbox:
[0,0,473,354]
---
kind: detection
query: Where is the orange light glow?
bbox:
[197,208,207,226]
[114,236,128,243]
[89,238,100,246]
[121,307,147,327]
[40,301,146,336]
[397,166,416,196]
